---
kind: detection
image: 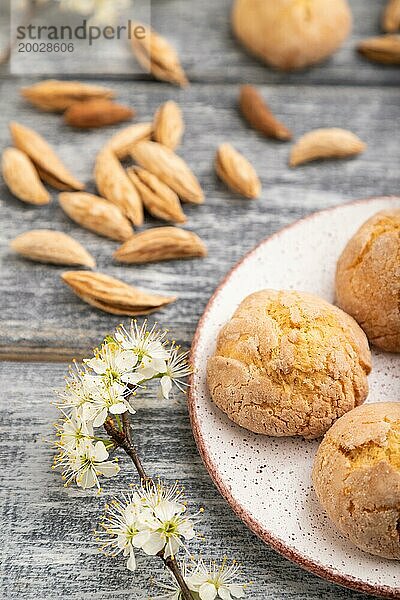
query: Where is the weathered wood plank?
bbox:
[0,361,377,600]
[0,79,399,358]
[1,0,400,86]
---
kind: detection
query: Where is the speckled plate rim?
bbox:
[188,196,400,600]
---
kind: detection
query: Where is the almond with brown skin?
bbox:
[104,122,152,159]
[357,34,400,64]
[382,0,400,32]
[11,230,95,268]
[61,270,176,315]
[127,167,186,224]
[10,122,85,191]
[2,147,50,205]
[114,227,207,264]
[64,99,135,129]
[130,141,204,204]
[239,85,292,141]
[20,80,115,112]
[130,22,188,87]
[215,143,261,199]
[153,101,184,149]
[94,148,143,226]
[59,192,133,242]
[289,128,366,167]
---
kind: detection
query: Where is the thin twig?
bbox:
[104,416,194,600]
[104,417,149,484]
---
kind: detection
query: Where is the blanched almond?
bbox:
[153,101,184,149]
[215,143,261,199]
[127,167,186,224]
[94,148,143,226]
[130,141,203,204]
[130,22,188,87]
[21,80,115,112]
[114,227,207,264]
[103,122,152,159]
[61,270,176,315]
[2,147,50,205]
[59,192,133,241]
[11,230,95,268]
[290,128,366,167]
[10,122,84,191]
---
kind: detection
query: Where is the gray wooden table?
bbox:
[0,1,399,598]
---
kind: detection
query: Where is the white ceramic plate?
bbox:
[189,197,400,598]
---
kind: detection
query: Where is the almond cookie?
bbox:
[207,290,371,438]
[336,209,400,353]
[312,402,400,560]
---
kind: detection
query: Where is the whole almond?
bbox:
[10,122,84,191]
[61,270,176,315]
[239,85,292,141]
[130,22,188,87]
[2,147,50,205]
[21,80,115,112]
[127,166,186,224]
[290,128,366,167]
[382,0,400,32]
[59,192,133,241]
[153,101,184,149]
[94,148,143,226]
[64,99,135,129]
[358,34,400,64]
[114,227,207,264]
[215,143,261,199]
[130,141,204,204]
[11,230,95,268]
[104,122,152,159]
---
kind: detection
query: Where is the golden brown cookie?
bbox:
[335,209,400,353]
[207,290,371,438]
[312,402,400,560]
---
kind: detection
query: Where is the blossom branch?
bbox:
[104,415,194,600]
[52,320,246,600]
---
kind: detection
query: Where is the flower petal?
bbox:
[218,586,232,600]
[94,441,109,462]
[227,584,245,599]
[96,461,120,478]
[126,548,136,572]
[199,582,218,600]
[109,402,128,415]
[141,532,165,556]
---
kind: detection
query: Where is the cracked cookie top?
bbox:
[335,208,400,353]
[313,402,400,560]
[207,289,371,438]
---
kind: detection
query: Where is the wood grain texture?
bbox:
[0,361,377,600]
[0,79,399,358]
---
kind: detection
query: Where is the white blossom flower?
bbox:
[116,321,170,382]
[55,365,99,414]
[82,381,135,427]
[159,345,191,400]
[188,559,246,600]
[55,440,119,490]
[155,559,247,600]
[97,492,153,571]
[55,411,94,451]
[137,482,196,559]
[85,344,138,387]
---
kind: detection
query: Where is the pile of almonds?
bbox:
[2,78,207,317]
